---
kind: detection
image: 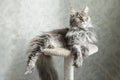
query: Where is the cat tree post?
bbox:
[44,48,74,80]
[43,44,98,80]
[64,54,74,80]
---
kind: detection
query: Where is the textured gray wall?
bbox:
[0,0,120,80]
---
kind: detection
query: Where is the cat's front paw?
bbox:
[73,56,83,68]
[81,46,89,57]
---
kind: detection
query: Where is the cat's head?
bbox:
[70,6,93,28]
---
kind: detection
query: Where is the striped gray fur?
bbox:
[26,28,68,80]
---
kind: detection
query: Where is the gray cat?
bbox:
[66,6,97,67]
[26,6,97,80]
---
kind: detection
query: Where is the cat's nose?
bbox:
[75,18,80,22]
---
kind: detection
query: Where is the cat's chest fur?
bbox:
[66,27,89,45]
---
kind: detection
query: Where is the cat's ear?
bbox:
[70,8,76,15]
[83,6,89,14]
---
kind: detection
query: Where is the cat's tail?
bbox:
[26,34,58,80]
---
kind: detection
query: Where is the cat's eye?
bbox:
[76,12,80,17]
[79,16,84,22]
[85,17,88,21]
[70,14,75,17]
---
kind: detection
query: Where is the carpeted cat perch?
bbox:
[43,44,98,80]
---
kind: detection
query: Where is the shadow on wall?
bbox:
[74,46,120,80]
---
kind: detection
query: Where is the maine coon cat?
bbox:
[26,6,97,80]
[66,6,97,67]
